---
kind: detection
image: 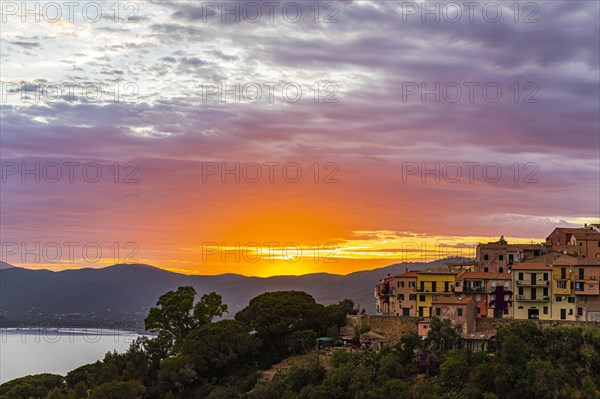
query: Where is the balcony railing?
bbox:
[516,280,550,286]
[416,289,453,294]
[576,276,598,282]
[515,295,549,302]
[462,286,486,293]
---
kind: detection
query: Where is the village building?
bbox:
[455,272,512,318]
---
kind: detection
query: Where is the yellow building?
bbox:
[416,264,472,317]
[512,262,553,320]
[550,258,577,321]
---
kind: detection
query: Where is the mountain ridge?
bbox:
[0,257,470,329]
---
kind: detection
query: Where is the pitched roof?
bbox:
[416,269,459,275]
[524,252,600,266]
[507,243,551,251]
[512,262,551,271]
[572,232,600,240]
[458,272,511,280]
[395,271,418,278]
[433,296,474,305]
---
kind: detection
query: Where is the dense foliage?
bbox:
[1,287,599,399]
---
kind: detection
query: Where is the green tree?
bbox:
[145,287,227,350]
[0,374,64,399]
[180,320,260,379]
[89,380,145,399]
[287,329,317,354]
[46,387,65,399]
[66,381,88,399]
[426,317,460,353]
[235,291,326,363]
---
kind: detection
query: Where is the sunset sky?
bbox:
[1,1,598,276]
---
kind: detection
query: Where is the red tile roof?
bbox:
[433,296,474,305]
[395,271,418,278]
[458,272,511,280]
[512,262,551,271]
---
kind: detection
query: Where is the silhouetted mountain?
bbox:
[0,261,15,270]
[0,258,469,329]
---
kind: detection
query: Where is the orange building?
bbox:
[476,236,550,273]
[574,260,600,321]
[546,224,600,259]
[431,296,477,334]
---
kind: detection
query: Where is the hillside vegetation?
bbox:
[1,287,599,399]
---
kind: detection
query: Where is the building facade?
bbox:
[455,272,512,318]
[415,270,459,317]
[431,296,477,334]
[374,224,600,325]
[512,262,553,320]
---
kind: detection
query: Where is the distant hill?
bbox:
[0,261,15,270]
[0,258,469,329]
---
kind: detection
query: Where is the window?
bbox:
[444,282,449,292]
[555,296,562,302]
[455,281,461,287]
[499,255,504,261]
[476,307,481,314]
[543,306,548,314]
[561,267,566,279]
[397,294,404,301]
[557,281,566,289]
[504,308,509,314]
[484,267,489,272]
[543,288,548,296]
[436,308,441,316]
[431,282,437,292]
[518,287,524,295]
[499,268,504,273]
[576,282,584,291]
[569,309,573,315]
[476,294,481,301]
[484,254,489,260]
[419,295,425,302]
[578,307,583,316]
[409,281,416,288]
[458,309,463,316]
[519,272,524,280]
[409,294,417,301]
[543,273,548,281]
[580,242,583,246]
[579,268,585,280]
[568,297,575,304]
[420,282,425,291]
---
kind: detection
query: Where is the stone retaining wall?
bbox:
[348,315,600,339]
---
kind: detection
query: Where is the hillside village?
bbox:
[372,224,600,347]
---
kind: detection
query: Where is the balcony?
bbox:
[515,295,549,302]
[416,290,453,294]
[576,276,598,282]
[516,280,550,286]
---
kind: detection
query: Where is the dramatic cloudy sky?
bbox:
[1,0,599,276]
